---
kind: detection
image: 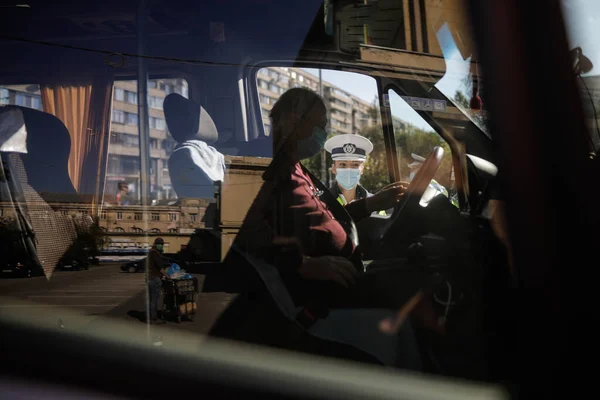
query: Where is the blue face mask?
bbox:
[297,126,328,160]
[336,168,362,190]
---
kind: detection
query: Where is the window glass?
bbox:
[126,113,138,126]
[387,89,456,202]
[256,67,387,190]
[126,91,137,104]
[115,88,125,101]
[0,85,43,110]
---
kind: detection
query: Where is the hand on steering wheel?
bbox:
[366,181,410,212]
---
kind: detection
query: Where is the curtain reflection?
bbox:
[41,77,113,204]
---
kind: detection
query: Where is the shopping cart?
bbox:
[162,276,199,323]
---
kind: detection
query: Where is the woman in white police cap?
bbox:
[325,134,374,206]
[325,134,405,215]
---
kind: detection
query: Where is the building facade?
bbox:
[107,79,188,201]
[256,67,380,137]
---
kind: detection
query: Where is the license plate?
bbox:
[2,270,12,273]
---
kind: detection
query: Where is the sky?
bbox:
[562,0,600,77]
[433,23,471,104]
[301,68,435,132]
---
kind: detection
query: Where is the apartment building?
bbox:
[256,67,380,136]
[106,79,188,201]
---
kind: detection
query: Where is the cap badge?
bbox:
[343,143,356,154]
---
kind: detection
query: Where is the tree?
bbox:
[453,90,469,109]
[395,123,453,187]
[358,124,389,191]
[368,98,380,122]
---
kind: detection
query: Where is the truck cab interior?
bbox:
[1,1,598,399]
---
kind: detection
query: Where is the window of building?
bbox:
[126,91,137,104]
[168,213,178,221]
[126,113,138,126]
[131,227,143,233]
[189,214,197,223]
[15,93,26,106]
[269,84,280,94]
[151,213,160,221]
[0,88,8,105]
[112,110,125,124]
[0,85,42,110]
[260,95,271,105]
[150,117,166,130]
[168,228,177,233]
[260,80,268,89]
[148,96,163,109]
[149,228,160,233]
[291,72,297,79]
[115,88,125,101]
[116,212,123,220]
[113,227,125,233]
[299,75,304,83]
[119,156,140,175]
[100,211,107,220]
[14,93,41,109]
[134,212,143,221]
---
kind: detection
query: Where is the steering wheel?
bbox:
[376,146,445,242]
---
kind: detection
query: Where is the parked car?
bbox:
[120,258,146,273]
[1,259,43,278]
[56,256,89,271]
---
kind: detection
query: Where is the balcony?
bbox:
[328,101,352,114]
[108,144,139,157]
[327,89,352,103]
[150,148,166,159]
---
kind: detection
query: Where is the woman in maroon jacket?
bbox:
[210,88,435,368]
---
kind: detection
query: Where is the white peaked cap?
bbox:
[324,134,374,161]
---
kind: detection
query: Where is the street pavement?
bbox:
[0,263,235,338]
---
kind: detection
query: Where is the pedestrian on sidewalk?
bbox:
[146,237,168,324]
